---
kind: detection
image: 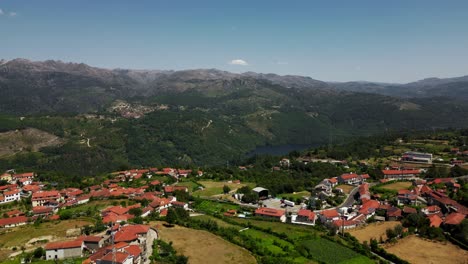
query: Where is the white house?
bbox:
[45,240,83,260]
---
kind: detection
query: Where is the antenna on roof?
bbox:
[110,222,116,264]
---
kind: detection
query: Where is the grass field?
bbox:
[155,222,257,264]
[381,181,412,191]
[229,218,320,240]
[193,181,255,197]
[278,191,311,199]
[301,238,374,264]
[193,200,241,214]
[175,180,201,191]
[0,219,93,250]
[335,185,355,194]
[348,221,401,243]
[384,235,468,264]
[192,214,241,229]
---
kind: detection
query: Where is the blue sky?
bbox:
[1,0,467,83]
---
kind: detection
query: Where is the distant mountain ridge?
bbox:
[1,58,468,171]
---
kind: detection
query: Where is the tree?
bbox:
[33,247,45,259]
[223,185,231,194]
[166,208,178,224]
[58,210,72,220]
[129,207,142,217]
[386,228,397,240]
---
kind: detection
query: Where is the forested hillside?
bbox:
[1,59,468,179]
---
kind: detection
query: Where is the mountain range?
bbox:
[1,58,468,176]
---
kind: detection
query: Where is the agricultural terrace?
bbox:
[348,221,402,243]
[335,185,355,194]
[155,222,257,264]
[193,180,255,197]
[229,218,320,241]
[384,235,468,264]
[381,181,412,191]
[300,239,374,264]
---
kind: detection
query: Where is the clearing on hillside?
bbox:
[384,235,467,264]
[193,180,255,197]
[0,128,63,157]
[348,221,401,243]
[381,181,412,191]
[155,223,257,264]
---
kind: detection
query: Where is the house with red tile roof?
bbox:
[32,206,55,216]
[338,173,361,185]
[255,208,286,222]
[319,209,340,223]
[6,209,24,217]
[164,186,188,194]
[422,205,441,216]
[386,207,402,221]
[359,200,380,219]
[444,212,466,226]
[333,219,358,232]
[402,206,417,215]
[0,215,28,228]
[76,235,105,250]
[0,188,21,203]
[171,201,188,210]
[123,245,142,264]
[98,251,133,264]
[45,240,83,260]
[32,190,61,207]
[294,209,316,225]
[428,214,443,228]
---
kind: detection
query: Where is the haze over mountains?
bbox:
[1,58,468,172]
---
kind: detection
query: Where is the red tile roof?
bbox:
[340,173,359,180]
[333,219,358,228]
[32,206,53,214]
[320,209,339,218]
[444,212,465,225]
[0,216,28,227]
[114,230,138,243]
[124,245,142,257]
[297,209,316,221]
[120,224,150,235]
[403,206,417,214]
[255,207,285,218]
[45,240,82,250]
[100,252,130,264]
[428,214,443,227]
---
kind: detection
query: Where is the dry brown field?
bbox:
[348,221,401,243]
[335,184,355,194]
[155,223,257,264]
[384,235,468,264]
[381,181,412,191]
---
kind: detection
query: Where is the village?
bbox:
[0,146,467,264]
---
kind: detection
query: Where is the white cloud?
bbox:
[9,12,17,17]
[229,59,248,66]
[0,9,4,15]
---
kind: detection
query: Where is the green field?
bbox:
[229,218,319,241]
[278,191,310,200]
[193,200,241,214]
[300,239,374,264]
